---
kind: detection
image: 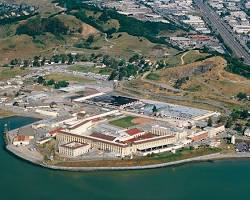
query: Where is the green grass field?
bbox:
[70,65,112,75]
[45,73,94,83]
[146,73,160,81]
[183,50,210,64]
[0,67,29,81]
[109,116,136,128]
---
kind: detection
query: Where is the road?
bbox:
[194,0,250,65]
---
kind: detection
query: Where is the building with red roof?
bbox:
[126,128,144,137]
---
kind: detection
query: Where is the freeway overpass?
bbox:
[194,0,250,65]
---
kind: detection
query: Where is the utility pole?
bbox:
[3,123,9,145]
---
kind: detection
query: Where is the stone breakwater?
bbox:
[6,144,250,172]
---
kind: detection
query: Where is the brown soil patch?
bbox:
[132,117,152,125]
[81,23,98,39]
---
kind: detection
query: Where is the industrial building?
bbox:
[59,141,90,157]
[54,106,224,157]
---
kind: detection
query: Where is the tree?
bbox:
[54,83,60,89]
[46,79,55,86]
[208,117,213,127]
[23,60,30,67]
[68,54,74,65]
[108,70,117,80]
[57,80,69,88]
[217,115,226,124]
[33,56,40,67]
[10,59,18,66]
[41,58,46,66]
[37,76,45,84]
[129,54,140,63]
[230,110,240,121]
[152,105,158,113]
[240,110,249,119]
[236,92,247,100]
[86,35,94,44]
[225,118,233,128]
[234,123,243,134]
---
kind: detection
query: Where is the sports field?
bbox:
[109,116,136,128]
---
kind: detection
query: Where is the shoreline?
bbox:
[0,107,46,120]
[5,144,250,172]
[2,114,250,172]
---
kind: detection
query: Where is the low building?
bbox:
[48,128,63,138]
[36,137,52,145]
[204,125,225,138]
[233,25,250,34]
[59,141,90,157]
[13,135,32,146]
[244,128,250,137]
[188,131,208,142]
[35,109,59,117]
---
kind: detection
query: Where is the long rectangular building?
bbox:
[56,130,177,157]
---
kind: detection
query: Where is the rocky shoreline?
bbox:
[6,144,250,172]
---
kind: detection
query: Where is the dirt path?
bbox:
[180,51,189,65]
[104,33,116,49]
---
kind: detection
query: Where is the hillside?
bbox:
[0,0,183,66]
[121,55,250,112]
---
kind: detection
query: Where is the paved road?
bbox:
[194,0,250,65]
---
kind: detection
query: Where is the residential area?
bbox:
[0,2,38,22]
[208,0,250,49]
[92,0,226,53]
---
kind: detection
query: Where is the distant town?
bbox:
[90,0,250,63]
[0,2,38,22]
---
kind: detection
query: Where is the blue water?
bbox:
[0,116,250,200]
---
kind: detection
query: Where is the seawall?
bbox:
[6,145,250,172]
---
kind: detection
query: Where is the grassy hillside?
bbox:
[0,0,182,65]
[122,55,250,111]
[54,0,184,44]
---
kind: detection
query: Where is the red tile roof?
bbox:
[90,132,116,141]
[49,128,63,135]
[14,135,30,142]
[126,128,143,136]
[125,133,156,143]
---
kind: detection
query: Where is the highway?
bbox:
[194,0,250,65]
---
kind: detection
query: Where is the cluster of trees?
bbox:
[104,54,151,80]
[174,77,189,89]
[220,109,250,134]
[225,55,250,79]
[37,76,69,89]
[9,49,154,81]
[230,109,249,121]
[74,35,98,49]
[74,9,118,37]
[236,92,248,101]
[8,53,94,68]
[16,16,69,37]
